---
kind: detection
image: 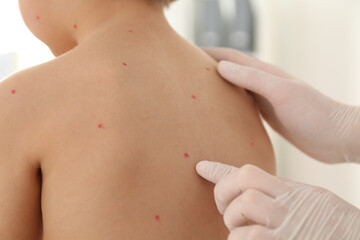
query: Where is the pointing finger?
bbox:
[196,161,238,184]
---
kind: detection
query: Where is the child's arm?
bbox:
[0,74,43,239]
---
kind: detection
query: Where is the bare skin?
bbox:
[0,0,275,239]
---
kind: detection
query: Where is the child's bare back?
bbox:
[0,1,275,239]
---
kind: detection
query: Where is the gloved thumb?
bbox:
[196,161,238,184]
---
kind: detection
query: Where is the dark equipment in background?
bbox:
[195,0,255,53]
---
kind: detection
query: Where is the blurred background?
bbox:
[0,0,359,208]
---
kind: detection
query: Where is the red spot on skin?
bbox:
[129,30,133,33]
[250,142,254,147]
[11,89,16,94]
[206,67,211,71]
[192,95,197,100]
[184,153,190,158]
[155,215,160,221]
[123,63,128,66]
[98,124,105,129]
[36,16,40,20]
[73,24,78,30]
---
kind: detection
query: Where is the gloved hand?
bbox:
[196,161,360,240]
[203,47,360,164]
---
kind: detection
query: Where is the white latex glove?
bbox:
[203,47,360,164]
[196,161,360,240]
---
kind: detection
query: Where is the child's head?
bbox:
[18,0,177,56]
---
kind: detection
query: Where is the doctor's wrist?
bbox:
[333,104,360,163]
[327,102,360,163]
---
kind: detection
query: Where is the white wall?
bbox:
[269,0,360,208]
[0,52,18,79]
[0,1,53,72]
[165,0,195,40]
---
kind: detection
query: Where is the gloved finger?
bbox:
[223,189,286,230]
[202,47,292,79]
[214,164,288,214]
[217,61,284,102]
[228,225,274,240]
[196,160,238,184]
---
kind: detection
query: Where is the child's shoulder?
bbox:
[0,56,77,160]
[0,60,61,143]
[0,56,70,112]
[0,62,49,112]
[0,66,38,117]
[0,66,45,165]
